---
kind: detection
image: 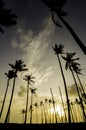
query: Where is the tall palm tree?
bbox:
[50,88,58,123]
[30,87,37,124]
[62,53,86,122]
[71,62,86,102]
[23,74,35,124]
[4,59,28,123]
[0,0,17,33]
[42,0,86,55]
[52,44,71,123]
[58,86,67,122]
[0,70,15,118]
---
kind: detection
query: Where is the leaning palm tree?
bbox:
[42,0,86,55]
[0,70,15,118]
[71,62,86,102]
[23,74,35,124]
[62,53,86,122]
[30,87,37,124]
[52,44,71,123]
[4,59,28,123]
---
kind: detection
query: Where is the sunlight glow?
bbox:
[50,105,64,117]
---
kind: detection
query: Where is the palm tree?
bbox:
[52,44,71,123]
[50,88,58,123]
[40,101,44,124]
[0,70,15,118]
[42,0,86,55]
[0,0,17,33]
[30,87,37,124]
[58,86,67,122]
[71,62,86,102]
[62,53,86,122]
[4,59,28,123]
[23,74,35,124]
[34,103,38,123]
[48,99,52,123]
[20,109,26,123]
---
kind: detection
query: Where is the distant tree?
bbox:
[23,74,35,124]
[0,70,15,118]
[34,103,38,123]
[4,60,28,123]
[42,0,86,55]
[20,109,26,123]
[30,87,37,124]
[50,88,58,123]
[0,0,17,33]
[52,44,71,123]
[58,86,67,122]
[40,101,44,124]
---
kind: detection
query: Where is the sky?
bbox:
[0,0,86,123]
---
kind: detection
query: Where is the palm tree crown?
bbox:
[9,59,28,73]
[0,0,17,33]
[62,52,79,70]
[52,44,64,55]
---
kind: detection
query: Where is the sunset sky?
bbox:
[0,0,86,123]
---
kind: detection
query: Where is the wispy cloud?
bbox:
[11,16,55,88]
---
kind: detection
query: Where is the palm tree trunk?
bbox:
[24,82,29,124]
[57,54,71,123]
[43,103,47,124]
[30,93,33,124]
[35,107,38,123]
[70,67,86,122]
[76,73,86,95]
[4,77,16,123]
[57,15,86,55]
[58,86,67,122]
[50,88,58,123]
[0,78,10,118]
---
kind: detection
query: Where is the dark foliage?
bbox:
[0,0,17,33]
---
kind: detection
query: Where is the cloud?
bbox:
[17,85,26,97]
[67,84,78,97]
[11,16,55,87]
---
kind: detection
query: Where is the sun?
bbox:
[49,105,64,117]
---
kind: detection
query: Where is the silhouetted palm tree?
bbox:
[4,59,28,123]
[0,70,15,118]
[48,99,52,123]
[71,62,86,103]
[34,103,38,123]
[30,87,37,124]
[58,86,67,122]
[0,0,17,33]
[40,101,44,124]
[20,109,26,123]
[50,88,58,123]
[23,74,35,124]
[42,0,86,55]
[62,53,86,122]
[52,44,71,123]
